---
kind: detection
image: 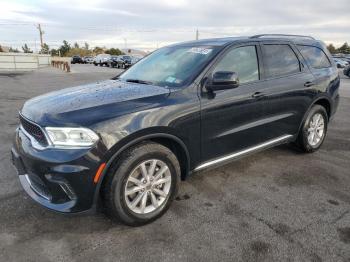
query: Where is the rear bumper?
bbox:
[11,128,102,214]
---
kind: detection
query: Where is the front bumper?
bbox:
[11,127,103,213]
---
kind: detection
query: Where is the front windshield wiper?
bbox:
[125,79,153,85]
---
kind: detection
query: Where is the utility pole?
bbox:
[195,29,199,40]
[36,23,44,50]
[124,38,127,49]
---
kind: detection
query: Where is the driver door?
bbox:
[200,43,269,163]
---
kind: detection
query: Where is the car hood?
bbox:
[21,80,170,126]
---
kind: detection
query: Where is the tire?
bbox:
[94,62,97,66]
[297,105,328,153]
[102,142,180,226]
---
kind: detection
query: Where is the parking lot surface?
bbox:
[1,64,349,262]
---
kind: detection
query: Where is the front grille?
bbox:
[19,114,48,146]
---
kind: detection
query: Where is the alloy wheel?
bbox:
[124,159,172,214]
[307,113,325,146]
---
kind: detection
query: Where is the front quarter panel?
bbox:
[92,86,201,169]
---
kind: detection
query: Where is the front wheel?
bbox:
[102,142,180,226]
[297,105,328,153]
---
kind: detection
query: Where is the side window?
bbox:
[213,45,259,84]
[297,45,331,69]
[262,44,300,78]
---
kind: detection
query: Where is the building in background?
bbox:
[121,48,148,58]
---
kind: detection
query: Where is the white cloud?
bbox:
[0,0,349,50]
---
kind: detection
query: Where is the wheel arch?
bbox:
[297,96,332,136]
[313,97,331,119]
[93,132,191,206]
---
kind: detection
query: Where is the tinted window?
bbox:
[213,46,259,84]
[297,45,331,69]
[262,44,300,78]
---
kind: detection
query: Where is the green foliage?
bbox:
[22,44,33,53]
[328,42,350,54]
[50,49,59,56]
[326,44,336,54]
[105,48,124,55]
[92,46,104,55]
[58,40,71,56]
[66,48,92,57]
[338,42,350,54]
[9,47,19,53]
[49,40,126,57]
[40,43,49,54]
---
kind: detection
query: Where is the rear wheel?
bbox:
[102,142,180,226]
[297,105,328,153]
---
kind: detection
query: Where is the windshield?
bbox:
[118,46,219,87]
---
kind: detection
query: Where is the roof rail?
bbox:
[250,34,315,40]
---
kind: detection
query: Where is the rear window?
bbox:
[262,44,301,78]
[297,45,331,69]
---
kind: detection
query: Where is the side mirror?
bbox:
[207,71,239,91]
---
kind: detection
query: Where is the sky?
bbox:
[1,0,349,52]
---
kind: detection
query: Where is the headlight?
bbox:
[45,127,99,147]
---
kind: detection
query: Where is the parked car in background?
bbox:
[83,56,94,64]
[344,66,350,77]
[107,55,119,68]
[333,58,349,68]
[12,34,340,226]
[116,55,132,69]
[131,56,141,66]
[71,55,83,64]
[340,57,350,64]
[93,54,111,66]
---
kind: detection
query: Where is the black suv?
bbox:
[71,55,83,64]
[116,55,132,69]
[11,34,340,226]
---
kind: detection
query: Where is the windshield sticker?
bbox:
[165,76,176,83]
[187,47,212,55]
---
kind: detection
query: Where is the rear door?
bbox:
[258,41,316,139]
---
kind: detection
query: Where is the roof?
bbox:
[169,34,322,48]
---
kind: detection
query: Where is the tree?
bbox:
[40,43,49,54]
[58,40,71,56]
[338,42,350,54]
[50,48,59,56]
[0,45,3,52]
[9,47,19,53]
[74,42,79,49]
[84,42,89,50]
[105,48,123,55]
[22,44,33,53]
[327,44,336,54]
[92,46,104,55]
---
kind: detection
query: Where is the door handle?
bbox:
[304,81,315,87]
[252,92,265,98]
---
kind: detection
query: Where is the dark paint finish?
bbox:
[11,36,340,213]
